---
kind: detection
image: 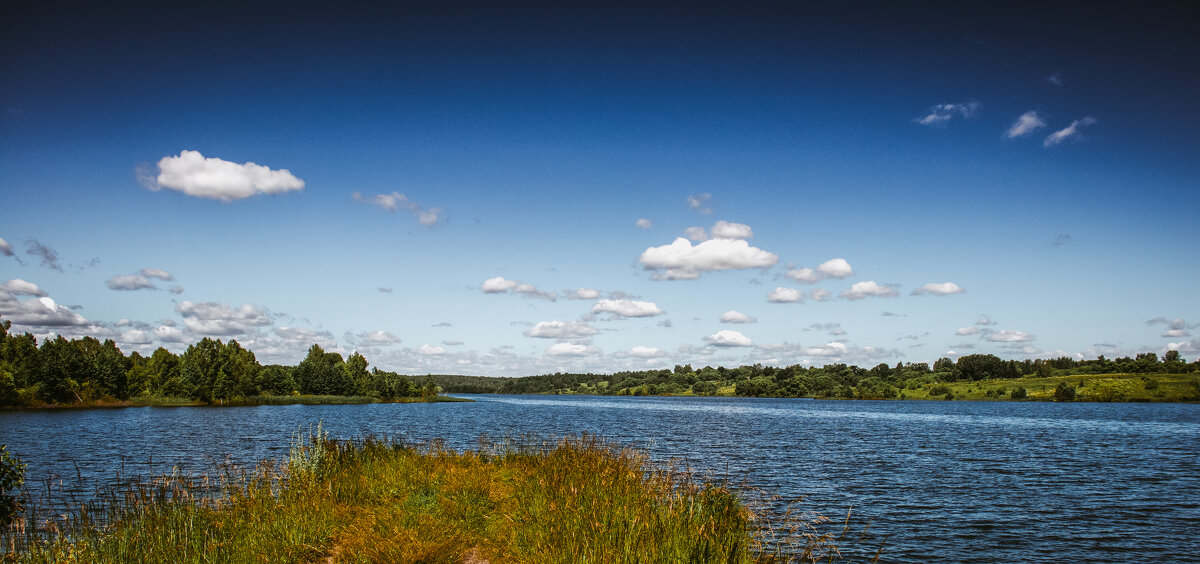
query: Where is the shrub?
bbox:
[1010,387,1028,399]
[929,384,951,396]
[0,444,25,526]
[1053,383,1076,401]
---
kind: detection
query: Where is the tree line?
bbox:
[0,320,432,407]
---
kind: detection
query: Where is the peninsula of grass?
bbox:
[4,429,850,563]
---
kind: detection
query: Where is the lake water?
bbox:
[2,395,1198,562]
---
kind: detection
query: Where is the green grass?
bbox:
[900,373,1199,402]
[4,430,854,563]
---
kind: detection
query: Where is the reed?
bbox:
[3,428,853,563]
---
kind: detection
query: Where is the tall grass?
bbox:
[3,429,857,563]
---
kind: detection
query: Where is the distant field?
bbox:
[897,373,1198,402]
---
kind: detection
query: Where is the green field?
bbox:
[897,373,1199,402]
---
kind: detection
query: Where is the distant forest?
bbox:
[2,319,1197,408]
[0,320,432,407]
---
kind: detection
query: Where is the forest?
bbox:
[2,318,1198,408]
[0,320,434,408]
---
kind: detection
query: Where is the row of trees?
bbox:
[0,320,430,407]
[446,352,1198,399]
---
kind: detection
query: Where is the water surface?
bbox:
[2,396,1197,562]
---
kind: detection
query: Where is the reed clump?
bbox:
[3,427,849,563]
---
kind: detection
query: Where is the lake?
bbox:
[2,395,1198,562]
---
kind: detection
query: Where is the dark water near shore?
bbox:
[2,396,1198,562]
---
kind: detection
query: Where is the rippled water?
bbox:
[2,396,1197,562]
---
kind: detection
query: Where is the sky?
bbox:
[1,2,1197,377]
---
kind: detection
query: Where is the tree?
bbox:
[953,354,1005,381]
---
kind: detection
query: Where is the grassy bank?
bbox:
[5,394,470,410]
[4,430,853,563]
[897,372,1199,402]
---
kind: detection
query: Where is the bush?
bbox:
[1053,383,1076,402]
[0,444,25,526]
[1010,387,1028,399]
[929,384,951,396]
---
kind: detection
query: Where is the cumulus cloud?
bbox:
[0,237,13,257]
[1166,338,1200,355]
[911,282,965,296]
[705,329,753,347]
[149,150,305,202]
[719,310,756,324]
[25,239,62,271]
[810,288,832,302]
[839,281,899,300]
[416,344,447,355]
[636,218,653,229]
[353,191,443,227]
[591,299,663,318]
[684,227,709,242]
[106,274,157,291]
[710,220,753,240]
[1147,317,1192,338]
[767,287,802,303]
[353,330,402,346]
[546,343,599,357]
[1006,111,1046,139]
[524,321,599,339]
[154,325,188,343]
[2,279,47,297]
[955,326,981,336]
[563,288,600,300]
[1043,117,1097,147]
[976,315,998,326]
[916,102,981,126]
[176,301,271,335]
[140,268,174,281]
[985,330,1034,342]
[803,341,848,357]
[0,292,90,327]
[480,277,556,300]
[786,258,854,284]
[628,346,665,358]
[639,237,778,280]
[687,193,712,214]
[119,330,154,345]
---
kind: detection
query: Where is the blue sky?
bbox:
[1,2,1197,376]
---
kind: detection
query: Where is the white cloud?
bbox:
[955,326,981,336]
[1006,111,1046,139]
[804,341,849,357]
[563,288,600,300]
[106,274,156,291]
[524,321,599,339]
[417,344,447,355]
[840,281,899,300]
[639,237,778,280]
[687,193,712,214]
[1043,117,1097,147]
[481,277,519,293]
[916,102,981,126]
[0,237,13,257]
[684,227,709,242]
[786,258,854,284]
[139,268,174,281]
[176,301,271,336]
[705,329,753,347]
[976,315,998,326]
[628,346,665,358]
[154,325,188,343]
[2,279,47,297]
[719,310,756,324]
[1166,338,1200,355]
[767,287,802,303]
[710,220,753,240]
[546,342,599,357]
[1147,317,1192,338]
[120,330,153,345]
[480,277,555,300]
[150,150,304,202]
[169,285,185,294]
[810,288,832,302]
[911,282,965,296]
[636,218,653,230]
[591,299,664,318]
[353,330,401,346]
[352,191,443,227]
[0,292,90,327]
[986,330,1034,342]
